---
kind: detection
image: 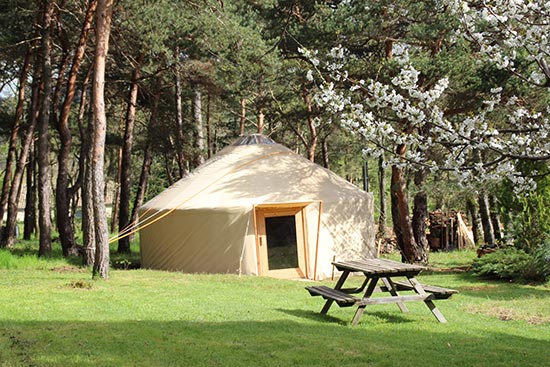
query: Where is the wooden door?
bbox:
[255,206,308,278]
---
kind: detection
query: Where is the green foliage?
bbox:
[500,162,550,252]
[472,247,531,281]
[472,244,550,283]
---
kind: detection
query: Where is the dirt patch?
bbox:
[427,265,471,273]
[68,280,93,290]
[51,265,86,273]
[467,305,550,325]
[460,285,498,291]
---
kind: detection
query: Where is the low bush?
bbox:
[472,243,550,282]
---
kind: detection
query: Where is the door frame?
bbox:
[253,203,310,279]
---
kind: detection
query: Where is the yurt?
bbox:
[138,134,375,280]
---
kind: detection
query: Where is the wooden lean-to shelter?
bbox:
[138,134,375,280]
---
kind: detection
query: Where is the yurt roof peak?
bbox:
[232,134,276,146]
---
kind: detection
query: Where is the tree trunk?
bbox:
[257,108,265,135]
[206,93,212,159]
[91,0,114,279]
[37,0,55,257]
[74,66,94,264]
[239,98,246,135]
[390,144,418,263]
[489,194,503,241]
[478,190,495,246]
[377,155,387,237]
[55,0,97,257]
[174,51,187,178]
[117,52,144,254]
[129,76,162,228]
[1,66,41,248]
[321,138,329,169]
[303,87,318,162]
[0,50,32,231]
[466,197,481,245]
[411,168,429,264]
[193,87,205,167]
[23,144,37,240]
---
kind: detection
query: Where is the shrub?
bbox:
[523,241,550,282]
[472,243,550,283]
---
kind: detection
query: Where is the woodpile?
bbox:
[428,210,475,251]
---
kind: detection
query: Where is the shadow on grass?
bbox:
[277,308,414,325]
[452,273,550,300]
[0,319,548,367]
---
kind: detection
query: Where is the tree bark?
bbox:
[117,52,144,254]
[239,98,246,135]
[193,87,205,167]
[489,194,503,241]
[37,0,55,257]
[129,76,162,228]
[257,108,265,135]
[466,197,482,246]
[0,50,32,231]
[478,190,495,246]
[377,155,387,237]
[206,93,212,159]
[1,63,41,248]
[55,0,97,257]
[91,0,114,279]
[23,145,37,240]
[174,51,187,178]
[321,138,329,169]
[75,66,94,265]
[303,87,318,162]
[411,168,429,264]
[390,144,418,263]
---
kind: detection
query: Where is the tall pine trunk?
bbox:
[466,197,482,246]
[174,50,187,178]
[193,87,205,167]
[0,51,32,231]
[79,68,95,266]
[91,0,114,279]
[478,190,495,246]
[23,145,37,240]
[37,0,54,258]
[55,0,97,257]
[129,76,162,228]
[117,52,144,254]
[1,63,41,248]
[239,98,246,135]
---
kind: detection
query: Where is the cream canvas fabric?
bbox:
[138,135,375,279]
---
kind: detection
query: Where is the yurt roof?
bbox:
[141,134,367,211]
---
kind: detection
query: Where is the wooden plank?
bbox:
[306,285,359,307]
[357,294,434,306]
[391,280,458,299]
[332,259,425,277]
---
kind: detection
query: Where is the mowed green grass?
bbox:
[0,249,549,367]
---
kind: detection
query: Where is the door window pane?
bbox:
[265,215,298,270]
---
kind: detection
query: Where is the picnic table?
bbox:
[306,258,458,326]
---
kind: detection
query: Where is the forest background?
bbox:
[0,0,549,280]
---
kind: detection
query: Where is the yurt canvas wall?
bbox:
[138,135,375,280]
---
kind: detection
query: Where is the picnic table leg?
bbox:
[351,276,379,326]
[407,277,448,323]
[320,270,351,315]
[381,277,409,313]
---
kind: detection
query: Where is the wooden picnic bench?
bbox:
[306,258,458,326]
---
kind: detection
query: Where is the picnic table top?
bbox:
[332,258,426,276]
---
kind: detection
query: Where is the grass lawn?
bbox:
[0,248,549,367]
